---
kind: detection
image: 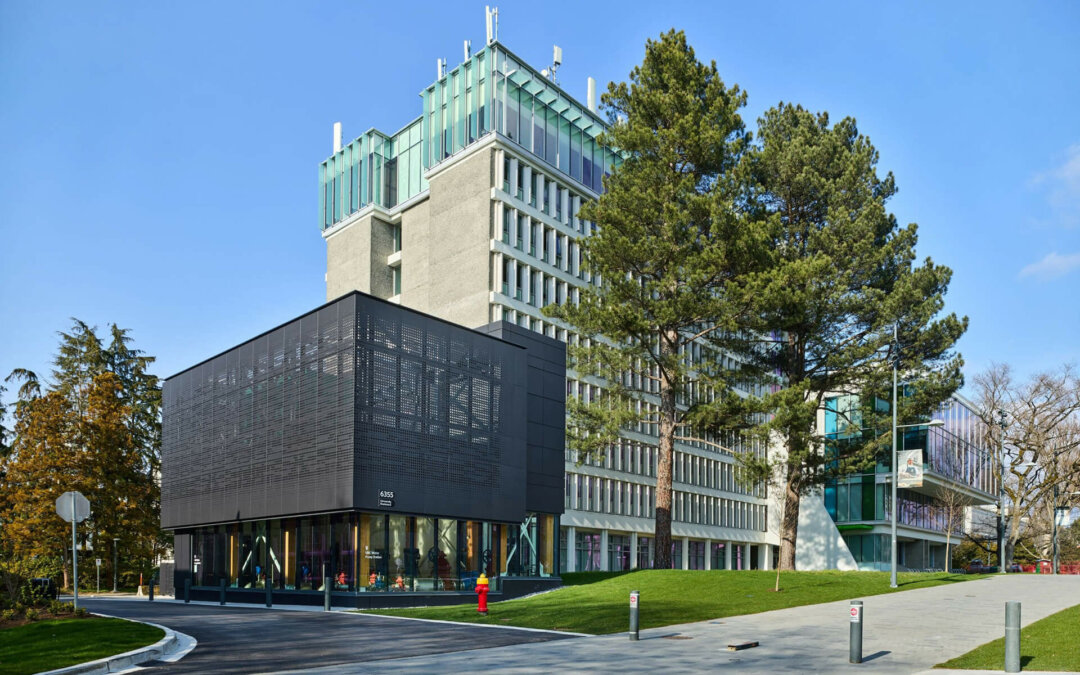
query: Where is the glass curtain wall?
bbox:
[190,512,557,592]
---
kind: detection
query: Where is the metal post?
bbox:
[113,538,119,592]
[323,563,331,611]
[1052,484,1059,575]
[184,577,190,604]
[71,493,79,610]
[629,590,640,641]
[998,411,1007,574]
[849,600,864,664]
[96,560,100,594]
[890,322,899,589]
[1005,601,1021,673]
[219,578,226,605]
[149,577,154,601]
[266,579,272,608]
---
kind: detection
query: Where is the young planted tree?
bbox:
[545,30,764,569]
[707,104,967,570]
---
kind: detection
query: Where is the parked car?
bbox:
[29,577,58,600]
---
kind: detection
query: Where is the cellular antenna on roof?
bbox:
[550,45,562,85]
[485,6,499,44]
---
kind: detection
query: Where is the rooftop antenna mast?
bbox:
[549,45,563,85]
[485,6,499,44]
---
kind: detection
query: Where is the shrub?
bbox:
[1,609,18,621]
[24,608,39,621]
[74,607,88,618]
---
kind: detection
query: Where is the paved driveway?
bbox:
[284,575,1080,674]
[80,598,575,674]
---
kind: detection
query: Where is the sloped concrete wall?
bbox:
[795,493,859,571]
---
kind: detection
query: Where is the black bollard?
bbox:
[148,579,154,602]
[184,577,190,604]
[323,563,331,612]
[219,578,227,606]
[629,590,640,641]
[266,580,272,608]
[849,600,863,663]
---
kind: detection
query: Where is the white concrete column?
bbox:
[565,526,576,573]
[561,188,570,225]
[681,537,690,570]
[522,264,531,306]
[508,157,519,196]
[548,181,557,217]
[705,539,713,570]
[571,195,581,230]
[600,529,610,572]
[724,541,733,570]
[494,252,504,293]
[522,166,532,204]
[759,544,770,571]
[509,258,519,300]
[630,532,639,569]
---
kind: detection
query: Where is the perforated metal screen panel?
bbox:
[161,293,553,530]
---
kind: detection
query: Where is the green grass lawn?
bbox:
[0,617,164,675]
[364,569,988,634]
[937,602,1080,672]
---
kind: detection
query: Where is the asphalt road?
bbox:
[80,598,575,674]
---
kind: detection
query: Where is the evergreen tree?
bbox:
[703,104,966,570]
[0,320,163,589]
[546,30,765,569]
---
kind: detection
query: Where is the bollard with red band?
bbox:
[476,573,490,614]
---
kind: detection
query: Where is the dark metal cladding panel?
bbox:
[475,321,567,516]
[352,299,529,522]
[161,296,357,529]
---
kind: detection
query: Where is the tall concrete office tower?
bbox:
[319,38,777,572]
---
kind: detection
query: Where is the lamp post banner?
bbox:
[897,449,924,488]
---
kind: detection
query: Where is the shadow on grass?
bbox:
[561,570,640,586]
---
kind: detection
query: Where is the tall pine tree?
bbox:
[546,30,766,569]
[701,104,967,570]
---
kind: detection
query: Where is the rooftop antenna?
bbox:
[485,6,499,44]
[464,40,471,61]
[550,45,562,84]
[436,58,446,79]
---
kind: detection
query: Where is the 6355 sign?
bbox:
[378,490,395,507]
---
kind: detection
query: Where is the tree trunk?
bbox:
[653,332,677,570]
[779,458,801,571]
[945,532,951,573]
[61,545,70,591]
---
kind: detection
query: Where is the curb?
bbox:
[39,615,184,675]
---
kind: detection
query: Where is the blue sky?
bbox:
[1,1,1077,395]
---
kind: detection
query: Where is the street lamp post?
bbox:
[1050,482,1078,575]
[889,417,945,588]
[997,411,1008,574]
[113,538,119,592]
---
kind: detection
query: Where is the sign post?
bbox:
[55,491,91,610]
[849,600,863,663]
[96,559,102,593]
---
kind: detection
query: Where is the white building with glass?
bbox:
[318,35,778,574]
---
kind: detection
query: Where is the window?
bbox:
[392,267,401,296]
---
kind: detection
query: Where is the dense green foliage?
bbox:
[367,570,986,634]
[937,602,1080,671]
[0,617,163,675]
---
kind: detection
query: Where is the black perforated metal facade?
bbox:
[161,292,562,530]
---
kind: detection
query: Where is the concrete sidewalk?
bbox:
[285,575,1080,674]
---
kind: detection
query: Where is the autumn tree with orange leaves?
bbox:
[1,320,164,593]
